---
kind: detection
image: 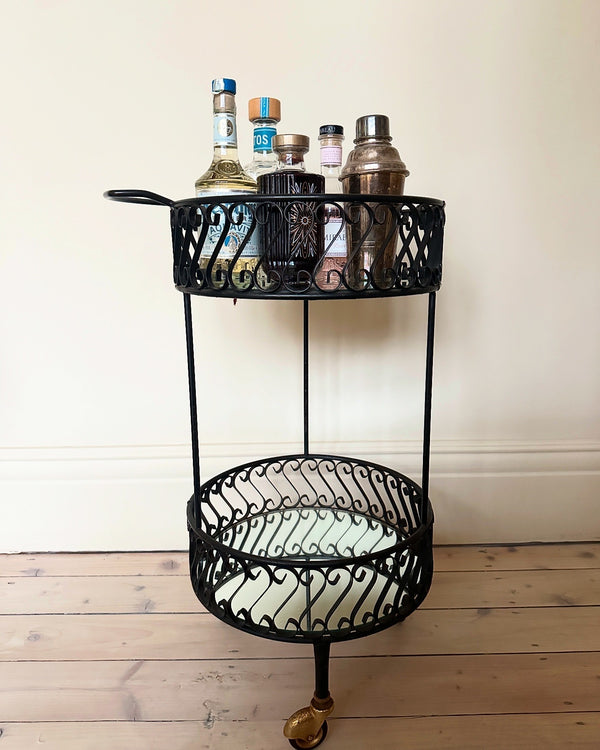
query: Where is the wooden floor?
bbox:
[1,544,599,749]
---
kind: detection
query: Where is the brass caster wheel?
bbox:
[284,694,333,749]
[288,720,328,749]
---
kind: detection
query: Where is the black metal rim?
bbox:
[201,596,428,645]
[175,282,440,300]
[105,189,445,300]
[172,193,445,207]
[104,189,445,209]
[171,195,444,299]
[187,453,433,568]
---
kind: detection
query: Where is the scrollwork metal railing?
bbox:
[170,194,444,298]
[188,454,433,643]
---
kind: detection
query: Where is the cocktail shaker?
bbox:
[340,115,409,288]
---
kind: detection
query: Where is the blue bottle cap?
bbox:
[212,78,236,94]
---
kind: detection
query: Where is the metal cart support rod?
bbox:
[421,291,436,522]
[183,293,201,524]
[304,299,310,456]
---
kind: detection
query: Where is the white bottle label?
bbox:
[196,193,259,260]
[320,145,342,166]
[213,114,237,146]
[324,218,347,258]
[205,205,257,259]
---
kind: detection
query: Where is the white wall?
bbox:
[1,0,599,551]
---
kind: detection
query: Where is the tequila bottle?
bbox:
[244,97,281,180]
[195,78,258,287]
[315,124,347,290]
[258,134,325,288]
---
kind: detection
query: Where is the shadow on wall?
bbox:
[263,295,430,350]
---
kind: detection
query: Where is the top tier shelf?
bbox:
[105,190,445,300]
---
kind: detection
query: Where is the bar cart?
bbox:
[105,189,445,747]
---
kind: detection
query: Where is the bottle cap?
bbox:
[212,78,236,94]
[319,124,344,136]
[273,134,310,151]
[355,114,390,140]
[249,97,281,123]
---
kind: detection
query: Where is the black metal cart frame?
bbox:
[105,189,445,748]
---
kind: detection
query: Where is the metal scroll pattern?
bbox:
[188,455,433,642]
[171,196,445,297]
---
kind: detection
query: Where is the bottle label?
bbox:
[197,202,259,260]
[324,218,347,258]
[320,145,342,166]
[253,126,276,152]
[213,114,237,146]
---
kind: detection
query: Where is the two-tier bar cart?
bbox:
[105,189,445,747]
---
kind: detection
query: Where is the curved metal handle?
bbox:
[103,189,174,207]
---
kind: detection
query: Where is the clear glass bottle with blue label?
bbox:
[195,78,258,287]
[244,97,281,180]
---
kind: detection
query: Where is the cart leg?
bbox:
[284,642,334,748]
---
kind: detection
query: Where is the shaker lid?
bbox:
[212,78,236,94]
[340,114,409,180]
[355,114,390,139]
[249,97,281,122]
[273,134,310,151]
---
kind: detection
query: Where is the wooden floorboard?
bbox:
[2,652,600,722]
[1,715,599,750]
[2,568,600,614]
[2,607,599,661]
[0,552,188,578]
[1,542,599,577]
[0,544,598,749]
[433,542,600,571]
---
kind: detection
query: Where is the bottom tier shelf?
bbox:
[188,454,433,643]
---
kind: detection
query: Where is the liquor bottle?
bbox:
[340,114,409,289]
[195,78,258,287]
[244,97,281,180]
[257,134,325,288]
[315,124,346,290]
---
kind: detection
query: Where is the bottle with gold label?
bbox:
[195,78,258,286]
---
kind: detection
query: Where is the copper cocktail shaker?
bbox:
[340,115,409,288]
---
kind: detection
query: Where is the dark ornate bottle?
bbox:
[257,134,325,288]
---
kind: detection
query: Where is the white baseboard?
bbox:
[1,440,599,552]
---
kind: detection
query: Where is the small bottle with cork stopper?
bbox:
[258,134,325,288]
[244,97,281,180]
